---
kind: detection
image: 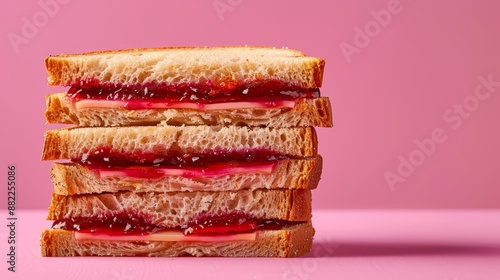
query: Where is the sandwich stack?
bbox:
[40,47,332,257]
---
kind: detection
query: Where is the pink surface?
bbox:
[1,0,500,209]
[1,210,500,279]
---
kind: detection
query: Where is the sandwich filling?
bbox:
[88,163,276,179]
[74,146,285,179]
[51,211,301,241]
[67,79,320,110]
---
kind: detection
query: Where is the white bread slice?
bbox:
[45,93,333,127]
[41,125,317,161]
[46,189,312,227]
[50,155,323,195]
[45,47,324,89]
[40,222,314,257]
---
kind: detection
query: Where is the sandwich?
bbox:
[41,125,318,257]
[40,47,332,257]
[44,47,332,127]
[47,127,323,195]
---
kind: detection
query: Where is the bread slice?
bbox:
[40,222,314,257]
[41,125,317,161]
[45,93,333,127]
[50,155,323,195]
[45,47,324,89]
[47,189,311,227]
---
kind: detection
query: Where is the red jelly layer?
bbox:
[182,211,288,234]
[75,146,286,168]
[86,161,276,179]
[51,211,295,235]
[68,79,320,103]
[51,210,157,235]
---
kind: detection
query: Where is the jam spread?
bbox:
[182,211,289,235]
[88,162,276,179]
[75,147,286,168]
[67,79,320,104]
[51,211,157,235]
[119,100,296,110]
[90,166,166,179]
[52,211,294,235]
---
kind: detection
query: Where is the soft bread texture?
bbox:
[47,189,312,227]
[45,93,333,127]
[45,47,325,89]
[41,222,314,257]
[42,125,317,160]
[50,156,323,195]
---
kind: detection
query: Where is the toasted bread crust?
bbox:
[41,125,318,161]
[45,93,333,127]
[40,222,314,257]
[45,47,325,89]
[46,46,306,57]
[50,156,322,195]
[46,189,312,227]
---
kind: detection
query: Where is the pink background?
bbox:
[1,0,499,210]
[2,210,499,279]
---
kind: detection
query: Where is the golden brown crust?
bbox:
[45,46,306,59]
[284,222,316,257]
[45,93,333,127]
[50,156,322,195]
[41,126,318,161]
[40,222,314,257]
[286,189,312,221]
[41,130,66,161]
[46,189,312,227]
[44,46,324,88]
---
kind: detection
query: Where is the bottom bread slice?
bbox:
[41,222,314,257]
[45,93,332,127]
[50,156,322,195]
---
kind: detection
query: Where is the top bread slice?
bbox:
[47,189,312,227]
[45,47,325,89]
[41,125,317,161]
